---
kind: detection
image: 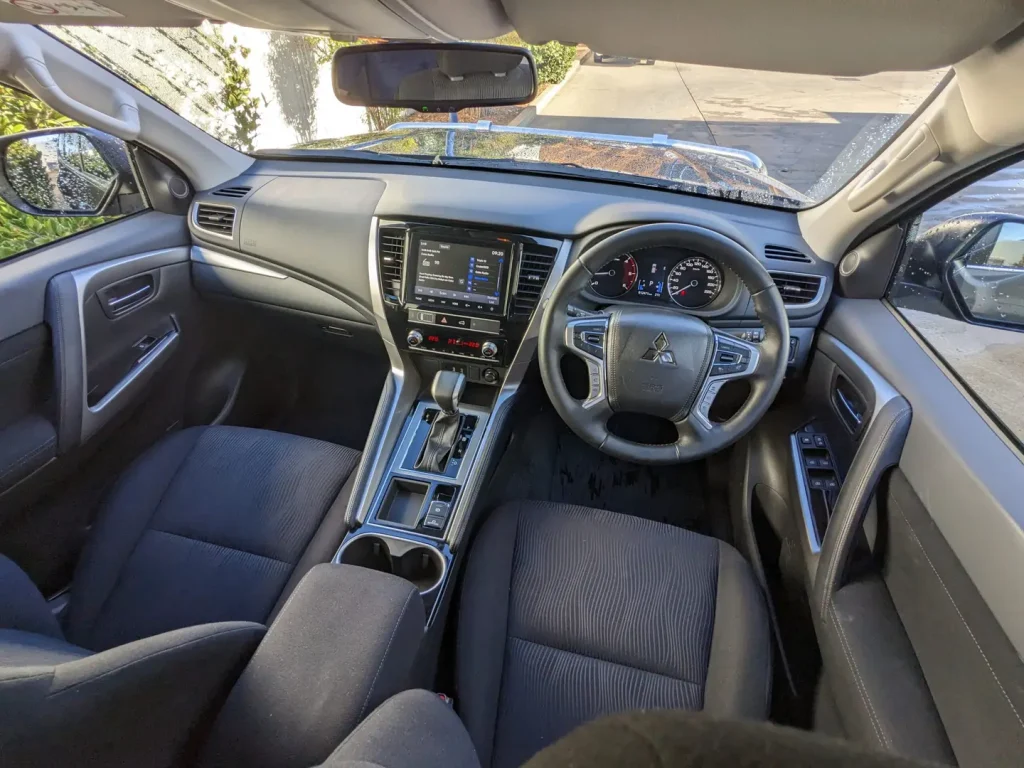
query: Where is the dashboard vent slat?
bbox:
[378,228,407,303]
[212,185,252,198]
[764,244,811,263]
[770,272,823,305]
[194,203,235,237]
[512,243,559,319]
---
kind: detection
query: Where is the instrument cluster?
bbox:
[587,246,727,309]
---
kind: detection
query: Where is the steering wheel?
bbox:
[539,223,790,464]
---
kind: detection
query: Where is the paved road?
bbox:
[525,57,945,195]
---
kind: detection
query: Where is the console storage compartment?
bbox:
[198,564,425,768]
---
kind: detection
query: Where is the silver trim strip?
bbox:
[792,432,822,553]
[190,245,287,279]
[337,532,448,598]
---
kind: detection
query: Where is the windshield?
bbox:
[48,24,947,209]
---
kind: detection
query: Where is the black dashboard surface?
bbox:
[187,159,833,328]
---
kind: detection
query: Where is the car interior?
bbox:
[1,1,1023,767]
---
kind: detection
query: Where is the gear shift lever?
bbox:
[415,371,466,473]
[431,370,465,416]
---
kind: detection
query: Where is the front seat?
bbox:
[457,501,771,768]
[66,424,360,650]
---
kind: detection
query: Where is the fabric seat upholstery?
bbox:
[457,501,771,768]
[66,425,360,650]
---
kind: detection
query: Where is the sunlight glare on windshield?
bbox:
[47,23,946,209]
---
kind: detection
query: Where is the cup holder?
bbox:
[339,534,446,595]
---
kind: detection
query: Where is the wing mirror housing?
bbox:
[941,215,1024,329]
[332,42,537,112]
[0,126,141,217]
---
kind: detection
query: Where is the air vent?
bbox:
[770,272,824,305]
[764,244,811,263]
[194,203,235,237]
[512,243,559,318]
[212,185,252,198]
[378,228,406,303]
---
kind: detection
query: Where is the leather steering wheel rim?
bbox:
[539,222,790,464]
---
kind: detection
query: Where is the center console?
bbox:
[377,221,562,387]
[336,219,568,623]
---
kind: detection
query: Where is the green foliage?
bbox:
[0,88,74,134]
[0,199,106,260]
[490,32,577,85]
[0,85,114,261]
[205,32,262,152]
[5,140,55,210]
[364,106,406,132]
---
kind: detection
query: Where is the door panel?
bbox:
[47,248,191,451]
[822,297,1024,766]
[0,212,194,592]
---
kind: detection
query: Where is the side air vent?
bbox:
[511,243,559,318]
[212,185,252,198]
[770,272,824,305]
[378,228,407,303]
[764,244,811,263]
[194,203,235,237]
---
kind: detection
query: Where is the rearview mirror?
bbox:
[332,42,536,113]
[0,127,138,217]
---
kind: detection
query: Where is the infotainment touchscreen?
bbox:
[411,238,511,314]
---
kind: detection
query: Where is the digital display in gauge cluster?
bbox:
[588,247,724,308]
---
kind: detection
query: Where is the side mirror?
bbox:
[0,127,139,217]
[943,216,1024,329]
[332,42,537,112]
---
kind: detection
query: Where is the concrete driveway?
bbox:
[524,57,946,195]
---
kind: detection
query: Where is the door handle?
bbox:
[832,377,865,434]
[99,274,155,317]
[107,284,152,310]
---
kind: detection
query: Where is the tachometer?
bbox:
[667,256,723,308]
[589,253,639,298]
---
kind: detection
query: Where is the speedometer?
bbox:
[589,253,639,298]
[667,256,723,308]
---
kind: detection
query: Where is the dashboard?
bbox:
[185,159,834,380]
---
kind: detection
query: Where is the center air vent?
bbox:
[511,243,559,318]
[378,228,407,303]
[764,244,811,263]
[212,185,252,198]
[770,272,824,305]
[194,203,235,237]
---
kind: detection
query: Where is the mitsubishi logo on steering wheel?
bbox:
[641,332,676,366]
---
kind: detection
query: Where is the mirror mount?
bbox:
[0,126,139,218]
[332,42,537,113]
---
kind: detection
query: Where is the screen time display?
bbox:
[413,239,508,311]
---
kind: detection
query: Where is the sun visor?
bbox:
[503,0,1024,75]
[0,0,513,41]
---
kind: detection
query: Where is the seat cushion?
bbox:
[66,426,359,651]
[456,501,771,768]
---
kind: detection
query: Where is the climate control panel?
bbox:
[405,327,505,362]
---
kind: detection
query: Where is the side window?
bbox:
[0,85,144,262]
[888,160,1024,442]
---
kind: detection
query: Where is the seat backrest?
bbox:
[0,555,265,767]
